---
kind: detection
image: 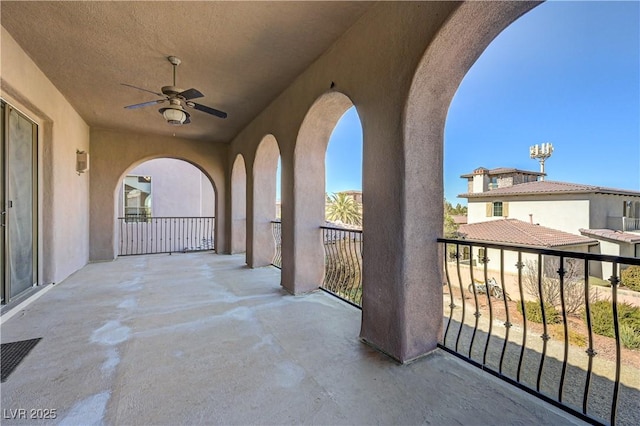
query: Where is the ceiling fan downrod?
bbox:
[168,56,181,86]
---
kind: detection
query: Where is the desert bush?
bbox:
[585,300,640,349]
[620,324,640,349]
[518,300,561,324]
[621,265,640,292]
[523,257,589,314]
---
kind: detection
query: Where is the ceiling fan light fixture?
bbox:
[159,104,189,125]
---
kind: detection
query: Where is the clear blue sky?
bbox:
[321,0,640,204]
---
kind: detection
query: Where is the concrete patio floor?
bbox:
[1,252,585,425]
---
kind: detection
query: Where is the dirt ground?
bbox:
[444,285,640,371]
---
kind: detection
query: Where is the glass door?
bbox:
[1,103,5,303]
[1,101,38,303]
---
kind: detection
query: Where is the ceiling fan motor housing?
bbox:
[161,86,185,97]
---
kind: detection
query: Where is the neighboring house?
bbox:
[458,166,640,278]
[457,218,598,275]
[579,228,640,259]
[118,158,215,220]
[340,190,363,204]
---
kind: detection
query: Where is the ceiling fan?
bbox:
[122,56,227,125]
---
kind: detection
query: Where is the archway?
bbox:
[248,135,280,268]
[283,91,354,294]
[231,154,247,255]
[363,1,539,361]
[115,158,216,256]
[325,106,363,226]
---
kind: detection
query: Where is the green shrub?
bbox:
[518,301,561,324]
[620,324,640,349]
[585,300,640,349]
[621,266,640,292]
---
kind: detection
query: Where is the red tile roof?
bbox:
[460,180,640,198]
[458,219,599,248]
[579,229,640,244]
[452,215,467,225]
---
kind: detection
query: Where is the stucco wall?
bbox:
[118,158,215,217]
[468,197,591,235]
[589,193,633,229]
[1,26,90,285]
[89,128,227,260]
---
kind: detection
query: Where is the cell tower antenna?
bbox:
[529,143,553,181]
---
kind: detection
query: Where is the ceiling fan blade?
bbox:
[124,99,165,109]
[121,83,164,97]
[179,88,204,100]
[189,102,228,119]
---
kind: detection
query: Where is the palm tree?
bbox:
[326,192,362,226]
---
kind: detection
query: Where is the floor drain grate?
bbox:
[1,338,42,382]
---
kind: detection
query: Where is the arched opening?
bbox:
[231,154,247,255]
[444,1,639,207]
[249,135,280,268]
[371,1,538,362]
[115,158,216,256]
[322,106,363,305]
[325,106,363,226]
[282,91,355,294]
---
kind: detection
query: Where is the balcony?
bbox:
[606,216,640,232]
[1,252,585,425]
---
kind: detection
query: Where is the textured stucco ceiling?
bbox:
[1,1,374,143]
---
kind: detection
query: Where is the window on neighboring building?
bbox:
[462,246,470,260]
[124,175,152,222]
[485,201,508,217]
[489,177,498,190]
[493,201,503,216]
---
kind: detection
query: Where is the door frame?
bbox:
[1,100,39,304]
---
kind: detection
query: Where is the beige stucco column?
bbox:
[359,1,539,362]
[247,135,279,268]
[230,154,247,255]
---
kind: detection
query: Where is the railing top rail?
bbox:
[438,237,640,266]
[271,219,281,223]
[118,216,215,220]
[320,224,363,233]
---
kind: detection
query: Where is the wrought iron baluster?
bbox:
[454,243,467,354]
[442,242,456,345]
[498,248,510,375]
[516,253,527,383]
[468,247,481,360]
[582,259,595,416]
[482,245,493,366]
[557,256,570,403]
[536,253,549,393]
[609,263,621,426]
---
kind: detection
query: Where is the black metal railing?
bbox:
[271,220,282,269]
[118,217,215,256]
[438,238,640,426]
[321,225,363,308]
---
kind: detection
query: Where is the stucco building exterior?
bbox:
[118,158,215,219]
[459,166,640,277]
